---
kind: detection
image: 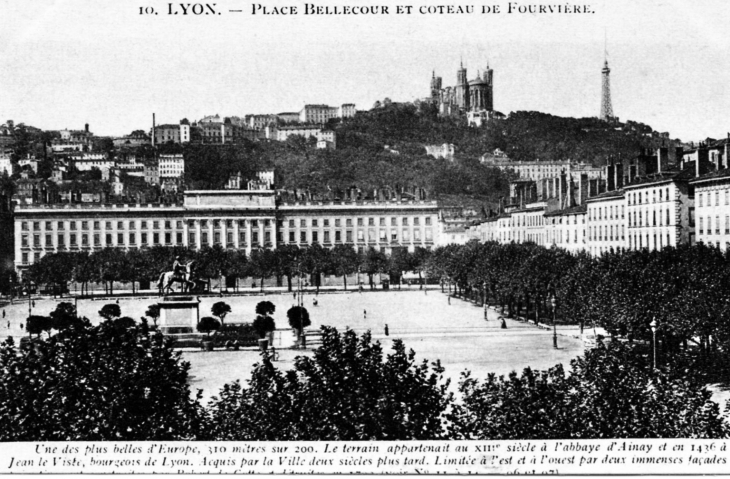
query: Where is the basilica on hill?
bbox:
[430,62,501,126]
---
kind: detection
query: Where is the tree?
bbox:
[330,244,358,290]
[386,248,411,289]
[26,253,74,298]
[49,302,87,331]
[90,247,127,295]
[361,248,387,289]
[454,341,730,439]
[107,316,136,332]
[211,301,232,326]
[411,247,432,289]
[98,303,121,321]
[301,244,330,292]
[248,249,276,292]
[253,301,277,339]
[0,320,205,440]
[255,301,276,317]
[145,304,161,327]
[273,244,300,292]
[287,306,311,342]
[197,317,221,337]
[26,315,52,338]
[204,327,453,440]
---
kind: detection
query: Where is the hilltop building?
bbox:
[431,62,497,126]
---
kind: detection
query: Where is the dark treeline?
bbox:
[338,104,666,164]
[1,322,727,441]
[23,244,433,295]
[427,241,730,381]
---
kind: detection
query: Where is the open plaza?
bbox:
[0,289,585,402]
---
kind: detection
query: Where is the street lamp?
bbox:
[650,318,657,370]
[550,294,557,349]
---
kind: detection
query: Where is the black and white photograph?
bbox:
[1,0,730,474]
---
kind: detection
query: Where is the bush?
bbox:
[49,302,88,332]
[211,301,231,325]
[255,301,275,317]
[197,317,221,337]
[98,304,121,321]
[252,315,275,339]
[287,306,311,334]
[0,321,204,440]
[203,327,453,440]
[213,323,259,348]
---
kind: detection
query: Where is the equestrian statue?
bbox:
[157,256,196,295]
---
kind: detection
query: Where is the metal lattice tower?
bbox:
[600,59,614,121]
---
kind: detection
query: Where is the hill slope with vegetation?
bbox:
[179,104,675,206]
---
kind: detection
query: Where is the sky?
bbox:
[0,0,728,141]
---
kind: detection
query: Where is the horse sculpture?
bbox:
[157,260,196,295]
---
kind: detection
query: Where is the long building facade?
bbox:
[13,190,439,274]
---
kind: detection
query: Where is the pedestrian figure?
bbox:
[364,309,367,319]
[384,324,389,336]
[293,292,297,299]
[252,281,256,289]
[448,296,451,305]
[2,310,5,318]
[116,299,119,304]
[501,318,507,329]
[6,321,9,329]
[313,298,318,307]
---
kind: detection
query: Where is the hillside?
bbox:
[180,104,676,206]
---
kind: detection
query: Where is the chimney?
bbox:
[559,170,567,207]
[84,123,89,133]
[696,146,711,177]
[578,173,589,204]
[657,147,669,173]
[606,162,615,191]
[567,175,576,208]
[614,163,624,189]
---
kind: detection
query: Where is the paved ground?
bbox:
[0,289,585,403]
[178,291,585,403]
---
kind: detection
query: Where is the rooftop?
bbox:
[585,189,625,202]
[622,168,694,190]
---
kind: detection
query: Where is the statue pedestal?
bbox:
[158,296,199,334]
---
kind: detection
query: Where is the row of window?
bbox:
[22,231,186,248]
[22,220,186,231]
[627,187,672,205]
[284,217,431,228]
[548,229,584,244]
[281,228,433,244]
[697,189,730,208]
[628,208,673,227]
[21,217,433,232]
[697,216,730,235]
[510,214,544,227]
[589,225,625,242]
[20,219,275,232]
[588,204,624,221]
[21,226,437,251]
[628,233,673,250]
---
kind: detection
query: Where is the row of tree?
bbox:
[425,241,730,373]
[24,244,434,296]
[1,320,726,441]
